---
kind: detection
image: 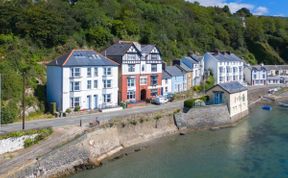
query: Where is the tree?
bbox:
[235,8,252,17]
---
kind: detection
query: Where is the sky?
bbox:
[187,0,288,17]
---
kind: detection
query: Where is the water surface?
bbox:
[71,105,288,178]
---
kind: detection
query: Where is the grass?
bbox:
[0,127,53,140]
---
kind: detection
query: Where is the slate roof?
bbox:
[264,65,288,71]
[141,45,155,54]
[47,50,119,67]
[179,63,193,72]
[251,65,267,71]
[190,54,203,62]
[162,70,172,79]
[165,66,185,77]
[215,82,247,94]
[208,52,243,62]
[182,56,198,64]
[102,42,140,56]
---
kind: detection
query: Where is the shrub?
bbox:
[2,101,19,124]
[139,118,144,123]
[184,98,196,108]
[74,106,80,112]
[154,115,161,120]
[24,138,34,148]
[130,120,137,125]
[65,108,72,113]
[50,102,56,114]
[173,109,181,114]
[193,85,202,92]
[200,95,209,102]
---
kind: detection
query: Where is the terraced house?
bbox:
[244,64,267,86]
[204,51,244,84]
[103,41,162,104]
[46,49,119,112]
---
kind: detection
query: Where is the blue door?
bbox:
[87,95,91,110]
[94,95,98,109]
[214,92,223,104]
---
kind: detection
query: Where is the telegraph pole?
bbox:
[22,72,25,130]
[0,73,2,130]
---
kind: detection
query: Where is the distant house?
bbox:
[204,51,244,84]
[161,70,172,96]
[206,81,248,119]
[244,64,267,85]
[173,63,193,90]
[46,49,119,112]
[180,54,204,86]
[165,66,187,93]
[103,41,163,103]
[265,65,288,84]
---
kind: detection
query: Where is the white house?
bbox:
[206,81,248,119]
[204,51,244,84]
[244,64,267,85]
[161,70,172,96]
[47,49,119,112]
[180,54,204,86]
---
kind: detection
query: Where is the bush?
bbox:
[129,120,137,125]
[65,108,72,113]
[154,115,161,120]
[193,85,202,92]
[74,106,80,112]
[50,102,56,114]
[24,138,34,148]
[2,101,19,124]
[184,98,196,108]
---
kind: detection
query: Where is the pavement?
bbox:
[0,100,184,134]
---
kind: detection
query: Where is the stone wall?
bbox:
[6,109,179,178]
[176,104,248,130]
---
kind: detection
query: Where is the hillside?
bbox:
[0,0,288,123]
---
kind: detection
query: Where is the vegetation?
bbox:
[1,0,288,123]
[184,95,209,109]
[0,127,53,140]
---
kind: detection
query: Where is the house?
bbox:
[206,81,248,119]
[204,51,244,84]
[180,54,204,86]
[244,64,267,85]
[173,60,193,89]
[265,65,288,84]
[165,66,187,93]
[46,49,119,112]
[103,41,163,103]
[161,70,172,96]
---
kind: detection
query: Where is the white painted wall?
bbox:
[229,90,248,117]
[0,134,37,155]
[161,78,172,96]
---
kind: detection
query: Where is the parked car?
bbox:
[152,96,169,105]
[165,93,175,102]
[268,87,281,94]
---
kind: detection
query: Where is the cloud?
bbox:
[254,6,269,15]
[187,0,268,15]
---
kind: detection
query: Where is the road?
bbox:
[0,101,183,133]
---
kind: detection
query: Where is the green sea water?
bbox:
[71,105,288,178]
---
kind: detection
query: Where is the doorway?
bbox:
[141,89,146,101]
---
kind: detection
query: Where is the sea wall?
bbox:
[6,109,179,178]
[175,104,249,130]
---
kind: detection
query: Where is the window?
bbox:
[127,54,136,60]
[70,82,80,91]
[127,91,136,100]
[70,97,80,107]
[150,89,158,96]
[219,67,224,73]
[233,76,236,80]
[140,77,147,85]
[226,67,230,73]
[151,75,158,86]
[151,54,158,60]
[165,87,168,92]
[233,67,237,73]
[103,80,112,88]
[94,67,98,77]
[127,77,135,87]
[87,68,92,77]
[165,79,168,84]
[254,74,257,79]
[141,65,145,72]
[71,68,81,77]
[262,74,265,79]
[128,64,135,72]
[87,80,92,89]
[103,94,111,103]
[239,67,242,73]
[151,64,157,72]
[94,80,98,88]
[104,67,111,76]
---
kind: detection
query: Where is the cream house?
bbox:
[206,81,248,119]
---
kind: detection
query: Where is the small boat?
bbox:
[279,102,288,107]
[262,105,272,111]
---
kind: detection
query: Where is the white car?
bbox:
[152,96,169,105]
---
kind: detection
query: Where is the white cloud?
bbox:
[187,0,268,15]
[254,6,269,15]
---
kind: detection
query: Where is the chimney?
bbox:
[187,51,193,56]
[226,51,231,55]
[162,62,166,70]
[172,59,180,66]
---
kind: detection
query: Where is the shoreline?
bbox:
[3,87,286,178]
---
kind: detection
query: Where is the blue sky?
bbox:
[187,0,288,17]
